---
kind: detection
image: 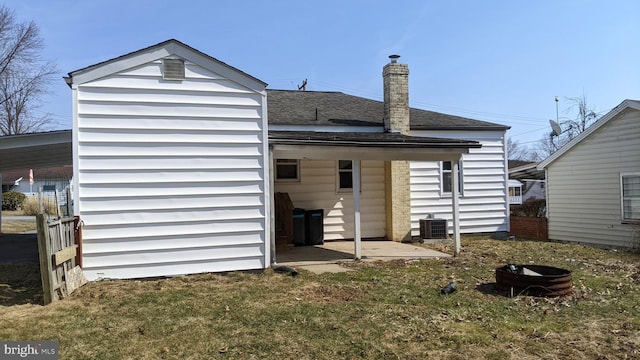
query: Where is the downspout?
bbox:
[264,88,275,267]
[71,85,80,216]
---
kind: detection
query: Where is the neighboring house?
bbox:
[509,162,546,202]
[1,166,72,196]
[508,179,523,205]
[538,99,640,248]
[67,39,510,280]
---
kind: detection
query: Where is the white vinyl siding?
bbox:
[75,58,267,280]
[546,109,640,247]
[274,160,385,240]
[410,130,508,235]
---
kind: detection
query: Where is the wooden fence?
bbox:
[36,188,86,305]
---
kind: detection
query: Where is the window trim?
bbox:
[440,160,463,197]
[336,160,361,193]
[275,159,300,182]
[620,172,640,223]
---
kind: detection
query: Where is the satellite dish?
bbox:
[549,120,562,137]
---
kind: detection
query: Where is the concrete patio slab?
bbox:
[275,240,450,273]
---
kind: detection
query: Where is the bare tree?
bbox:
[533,130,557,160]
[0,5,56,135]
[563,94,598,141]
[507,137,535,161]
[535,94,599,159]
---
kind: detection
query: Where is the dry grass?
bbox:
[0,237,638,359]
[21,196,59,216]
[1,209,39,233]
[1,220,36,234]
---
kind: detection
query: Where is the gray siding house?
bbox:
[538,100,640,248]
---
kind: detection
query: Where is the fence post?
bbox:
[36,213,55,305]
[38,187,44,215]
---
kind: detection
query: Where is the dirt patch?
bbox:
[294,282,365,303]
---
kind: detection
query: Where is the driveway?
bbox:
[0,232,38,264]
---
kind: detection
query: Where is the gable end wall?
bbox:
[74,59,268,280]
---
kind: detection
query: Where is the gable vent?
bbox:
[162,58,185,80]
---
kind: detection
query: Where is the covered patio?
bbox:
[268,130,481,265]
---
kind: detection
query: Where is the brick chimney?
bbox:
[383,55,410,134]
[383,55,412,243]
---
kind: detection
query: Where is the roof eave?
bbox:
[66,39,267,91]
[411,125,511,131]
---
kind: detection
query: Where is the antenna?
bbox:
[555,96,559,124]
[298,79,307,91]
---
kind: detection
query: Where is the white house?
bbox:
[538,99,640,248]
[508,162,545,202]
[508,179,523,205]
[1,166,72,196]
[66,40,510,280]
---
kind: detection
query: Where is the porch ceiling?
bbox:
[0,130,72,171]
[269,131,480,161]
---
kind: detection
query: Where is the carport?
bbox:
[0,130,72,233]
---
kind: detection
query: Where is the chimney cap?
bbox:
[389,54,401,63]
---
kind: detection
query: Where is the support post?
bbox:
[451,158,461,256]
[269,147,276,265]
[353,160,361,260]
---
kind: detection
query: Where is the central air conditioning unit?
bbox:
[419,219,448,239]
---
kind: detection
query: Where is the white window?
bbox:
[621,173,640,222]
[441,161,463,196]
[275,159,299,181]
[337,160,360,192]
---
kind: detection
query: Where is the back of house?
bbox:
[67,40,511,280]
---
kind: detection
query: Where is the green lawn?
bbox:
[0,237,638,359]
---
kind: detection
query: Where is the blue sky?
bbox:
[5,0,640,149]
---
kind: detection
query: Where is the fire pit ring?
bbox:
[495,264,572,297]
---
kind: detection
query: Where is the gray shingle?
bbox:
[267,89,509,130]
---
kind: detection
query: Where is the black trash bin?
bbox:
[305,209,324,245]
[292,208,306,246]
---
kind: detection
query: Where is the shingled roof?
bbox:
[267,89,509,131]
